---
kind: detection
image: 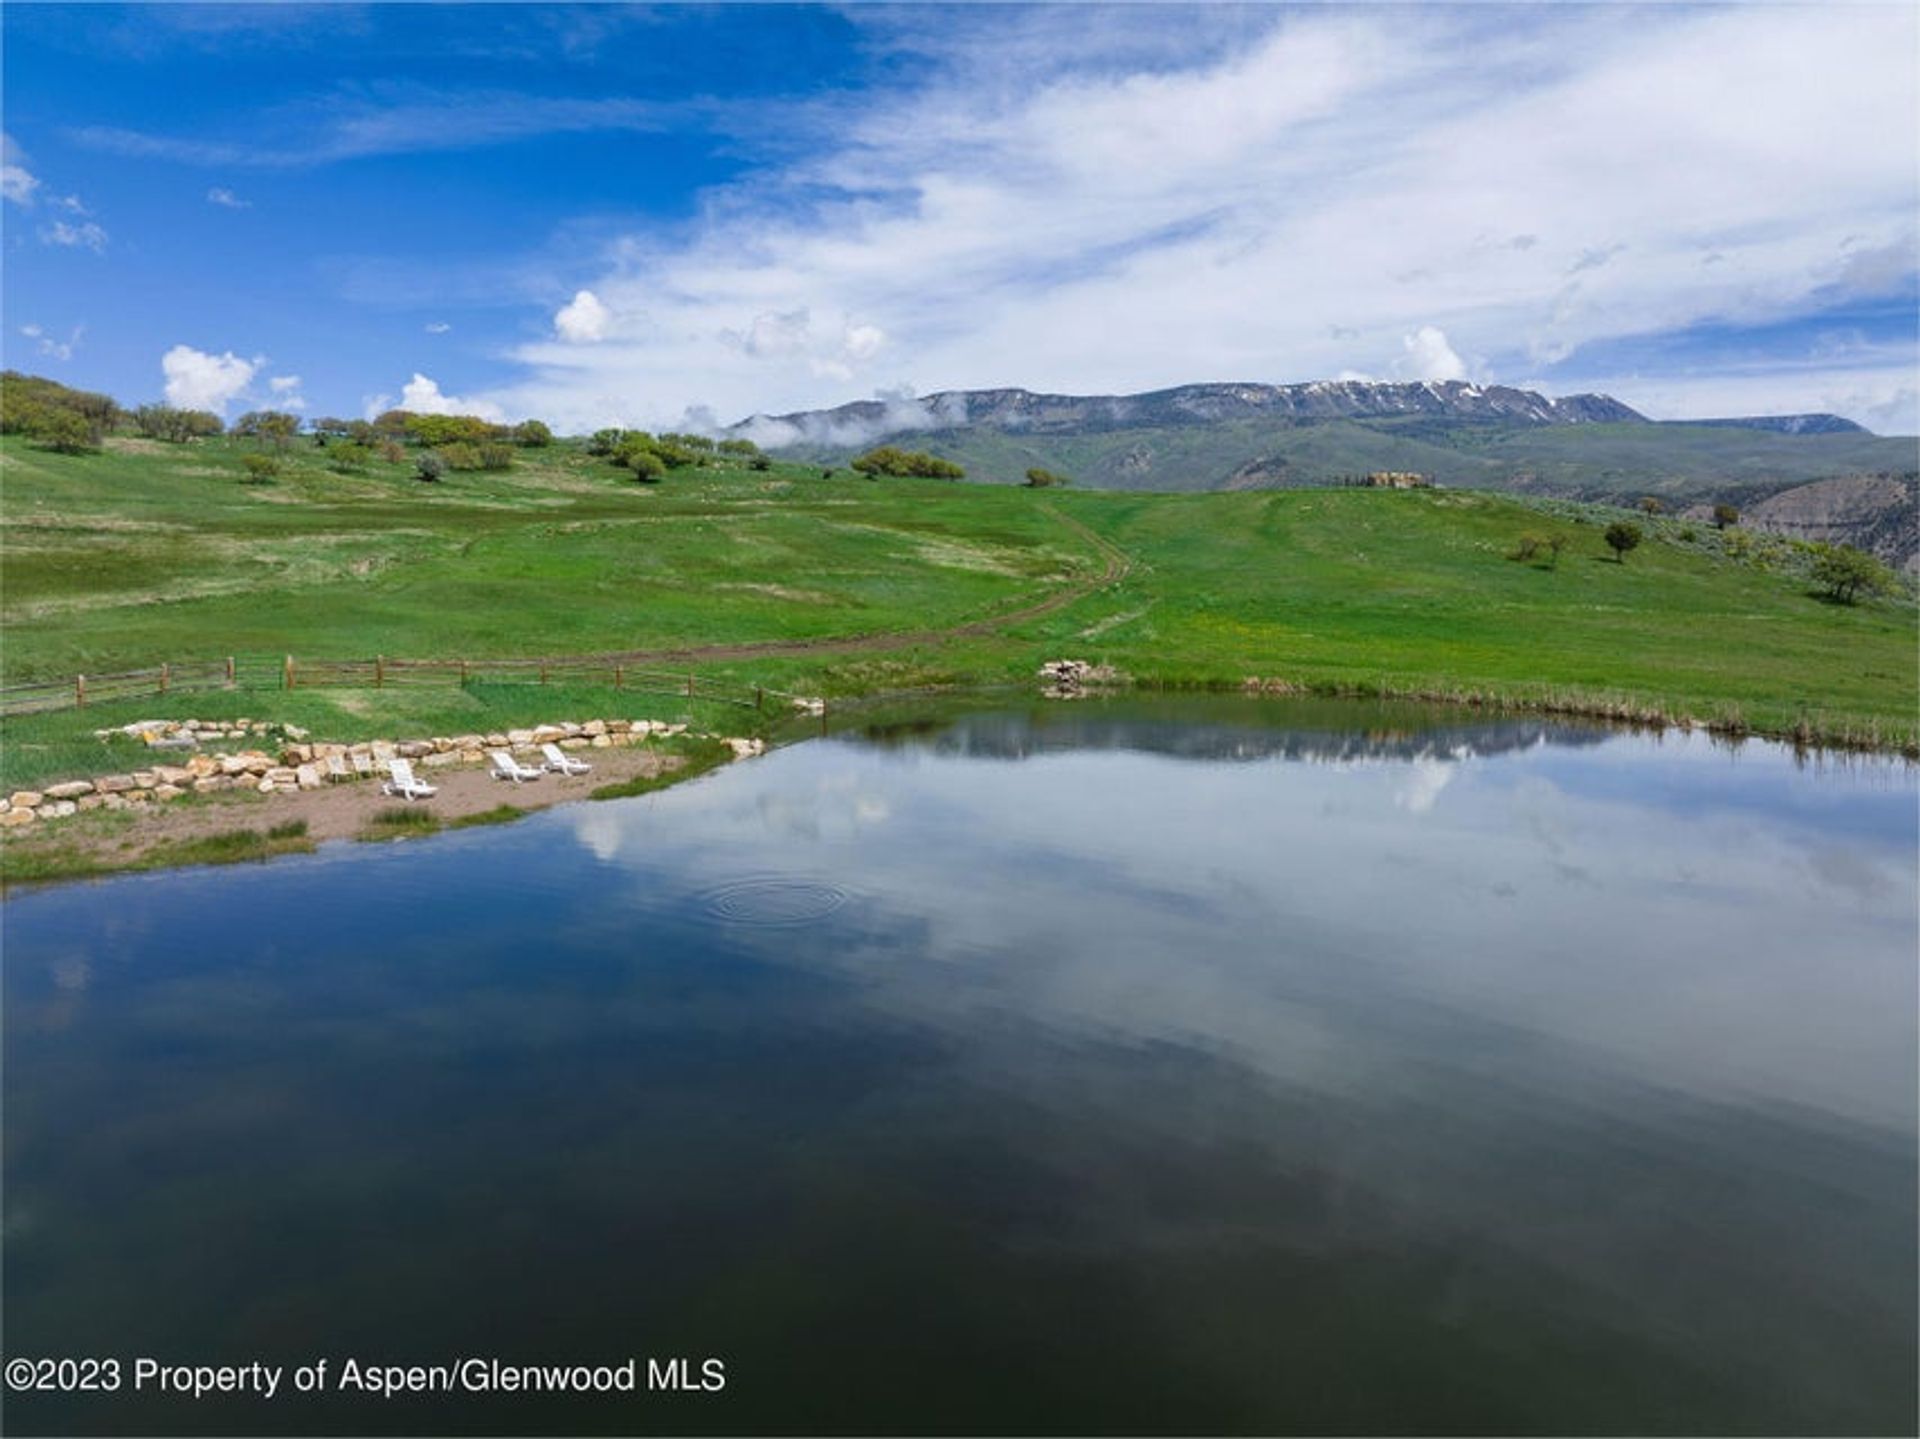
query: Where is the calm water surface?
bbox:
[4,699,1915,1435]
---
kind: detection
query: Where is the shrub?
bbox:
[377,439,405,465]
[749,454,772,472]
[1604,521,1643,562]
[718,437,760,458]
[1025,467,1070,487]
[133,404,223,442]
[477,442,515,471]
[34,407,97,454]
[626,449,666,482]
[511,419,553,447]
[416,451,446,482]
[240,453,279,483]
[660,431,715,453]
[587,427,626,456]
[851,445,965,480]
[439,442,483,471]
[1637,496,1666,515]
[1713,503,1740,529]
[1810,545,1896,604]
[1509,533,1547,561]
[328,443,372,473]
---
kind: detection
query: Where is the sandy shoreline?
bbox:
[2,746,690,880]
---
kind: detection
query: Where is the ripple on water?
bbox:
[699,876,850,927]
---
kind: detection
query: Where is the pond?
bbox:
[4,697,1914,1435]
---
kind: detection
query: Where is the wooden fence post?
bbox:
[160,663,170,696]
[284,655,295,691]
[755,686,763,711]
[614,665,624,690]
[540,663,549,685]
[226,655,235,686]
[375,654,385,689]
[687,672,695,699]
[460,658,469,686]
[75,674,86,708]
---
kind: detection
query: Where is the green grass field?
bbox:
[2,429,1914,790]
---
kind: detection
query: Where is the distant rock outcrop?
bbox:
[1741,474,1919,573]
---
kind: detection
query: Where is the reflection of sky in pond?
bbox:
[3,702,1913,1436]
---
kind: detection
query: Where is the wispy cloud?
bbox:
[1,132,39,206]
[467,5,1917,433]
[206,186,251,209]
[72,87,683,168]
[39,218,109,253]
[18,323,83,362]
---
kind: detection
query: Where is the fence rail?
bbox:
[0,653,792,717]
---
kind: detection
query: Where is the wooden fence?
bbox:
[0,653,791,717]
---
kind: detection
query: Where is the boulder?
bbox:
[421,752,460,769]
[42,800,78,819]
[185,755,218,778]
[132,770,158,788]
[458,748,486,765]
[219,755,255,776]
[154,764,197,786]
[485,733,509,748]
[125,790,152,806]
[590,735,613,749]
[45,781,95,800]
[257,778,277,794]
[295,764,323,791]
[0,807,34,827]
[370,741,397,763]
[396,741,432,759]
[94,774,136,793]
[153,784,185,803]
[607,720,632,734]
[583,720,608,737]
[560,737,590,750]
[100,794,128,811]
[507,729,536,746]
[76,794,107,811]
[265,767,300,786]
[193,776,234,794]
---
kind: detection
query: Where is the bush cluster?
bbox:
[1,371,119,452]
[851,446,965,480]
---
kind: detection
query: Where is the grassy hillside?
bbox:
[2,431,1914,776]
[785,416,1917,501]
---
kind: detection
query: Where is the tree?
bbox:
[1713,503,1740,529]
[749,454,772,472]
[511,419,553,448]
[240,453,279,482]
[1810,545,1895,604]
[477,442,515,471]
[133,404,222,442]
[660,431,715,453]
[625,449,666,483]
[718,437,760,458]
[1604,521,1643,563]
[234,410,301,451]
[1638,496,1665,516]
[415,451,446,483]
[1024,467,1069,488]
[439,442,483,471]
[328,442,372,473]
[587,427,626,457]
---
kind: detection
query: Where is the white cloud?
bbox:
[553,288,612,343]
[397,372,504,420]
[38,218,108,253]
[267,374,308,411]
[1,131,38,206]
[1399,326,1468,383]
[424,321,452,334]
[19,323,84,362]
[206,186,251,209]
[161,344,259,414]
[471,5,1918,433]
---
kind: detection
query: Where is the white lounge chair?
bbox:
[490,750,543,784]
[541,742,591,776]
[382,758,436,801]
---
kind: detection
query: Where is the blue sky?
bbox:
[4,3,1916,434]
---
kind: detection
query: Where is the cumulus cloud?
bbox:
[1400,326,1468,382]
[206,186,251,209]
[471,5,1917,433]
[397,372,504,420]
[267,374,308,411]
[553,289,611,343]
[162,344,259,414]
[19,323,83,362]
[1,132,38,206]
